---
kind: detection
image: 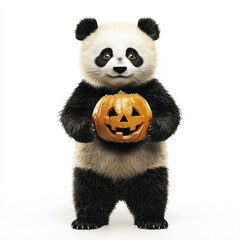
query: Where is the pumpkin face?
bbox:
[92,91,153,143]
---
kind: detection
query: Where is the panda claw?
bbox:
[81,225,84,229]
[136,219,168,230]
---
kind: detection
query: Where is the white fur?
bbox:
[75,21,165,180]
[80,22,157,88]
[74,139,167,181]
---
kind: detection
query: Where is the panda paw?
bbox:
[136,219,168,230]
[148,118,170,142]
[71,218,106,230]
[73,120,97,143]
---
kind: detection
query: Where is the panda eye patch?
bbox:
[126,48,143,67]
[95,48,113,67]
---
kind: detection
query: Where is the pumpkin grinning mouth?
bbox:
[105,124,142,136]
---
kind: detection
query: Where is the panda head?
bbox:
[76,18,160,88]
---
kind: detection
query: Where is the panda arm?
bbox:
[141,80,181,142]
[60,81,98,143]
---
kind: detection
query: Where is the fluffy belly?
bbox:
[74,138,167,180]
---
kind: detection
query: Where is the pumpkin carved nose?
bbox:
[113,67,127,74]
[120,115,128,122]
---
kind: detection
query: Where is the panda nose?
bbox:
[113,67,127,74]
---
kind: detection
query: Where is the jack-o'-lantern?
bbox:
[91,91,153,143]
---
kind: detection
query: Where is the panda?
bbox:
[60,18,181,230]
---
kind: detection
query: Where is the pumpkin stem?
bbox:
[118,90,127,94]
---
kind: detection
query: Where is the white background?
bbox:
[0,0,240,239]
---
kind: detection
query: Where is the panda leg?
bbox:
[71,167,118,230]
[124,167,169,230]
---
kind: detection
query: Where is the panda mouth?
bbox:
[107,74,133,78]
[106,124,141,136]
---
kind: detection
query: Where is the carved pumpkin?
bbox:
[91,91,153,143]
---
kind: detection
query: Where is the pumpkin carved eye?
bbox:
[132,108,140,116]
[108,107,118,116]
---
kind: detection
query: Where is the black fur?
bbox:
[126,48,143,67]
[95,48,113,67]
[60,79,180,144]
[75,18,98,41]
[72,168,118,229]
[137,18,160,40]
[72,167,168,230]
[59,82,100,142]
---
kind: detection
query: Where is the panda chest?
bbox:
[74,140,167,180]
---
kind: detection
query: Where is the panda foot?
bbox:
[71,218,106,230]
[136,219,168,230]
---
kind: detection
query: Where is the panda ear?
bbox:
[137,18,160,40]
[75,18,98,41]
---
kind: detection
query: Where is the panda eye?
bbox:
[103,53,111,60]
[128,53,136,61]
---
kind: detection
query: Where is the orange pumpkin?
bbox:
[91,91,153,143]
